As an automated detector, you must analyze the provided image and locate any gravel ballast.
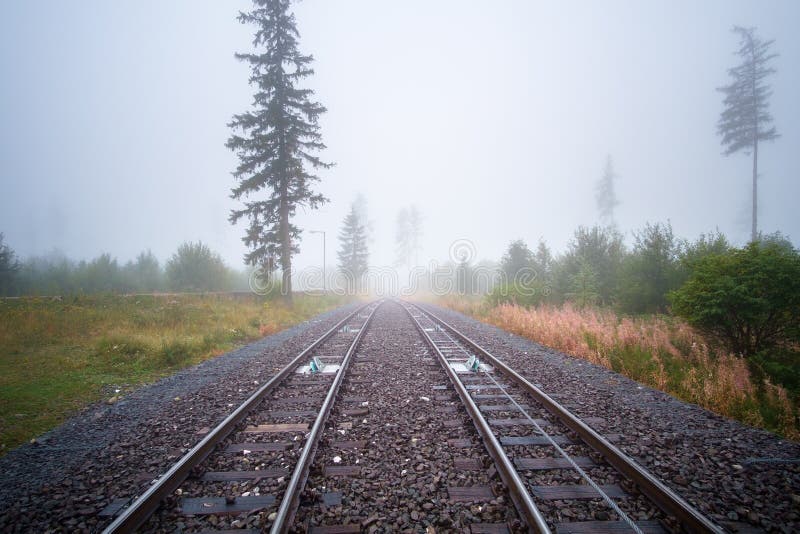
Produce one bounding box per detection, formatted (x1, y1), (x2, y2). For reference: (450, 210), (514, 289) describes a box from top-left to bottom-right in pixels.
(293, 300), (522, 532)
(0, 302), (360, 532)
(421, 302), (800, 532)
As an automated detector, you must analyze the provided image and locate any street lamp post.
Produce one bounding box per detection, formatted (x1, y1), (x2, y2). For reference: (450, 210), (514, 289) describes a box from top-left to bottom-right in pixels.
(309, 230), (326, 292)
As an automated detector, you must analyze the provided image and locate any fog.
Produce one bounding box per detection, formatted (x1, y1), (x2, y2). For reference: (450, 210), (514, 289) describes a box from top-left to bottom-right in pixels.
(1, 1), (799, 275)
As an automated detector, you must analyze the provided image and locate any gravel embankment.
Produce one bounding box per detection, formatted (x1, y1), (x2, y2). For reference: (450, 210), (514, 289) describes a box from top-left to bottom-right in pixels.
(422, 302), (800, 533)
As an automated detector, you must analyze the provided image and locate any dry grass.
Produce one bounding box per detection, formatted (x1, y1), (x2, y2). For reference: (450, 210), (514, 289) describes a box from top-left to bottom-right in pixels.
(0, 293), (349, 453)
(439, 296), (799, 439)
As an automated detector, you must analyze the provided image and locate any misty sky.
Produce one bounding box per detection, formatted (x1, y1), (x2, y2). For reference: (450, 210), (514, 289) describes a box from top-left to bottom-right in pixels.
(1, 1), (799, 274)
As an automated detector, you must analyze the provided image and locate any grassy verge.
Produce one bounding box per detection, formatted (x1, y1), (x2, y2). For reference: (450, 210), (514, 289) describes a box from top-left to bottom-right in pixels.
(437, 296), (799, 440)
(0, 293), (350, 454)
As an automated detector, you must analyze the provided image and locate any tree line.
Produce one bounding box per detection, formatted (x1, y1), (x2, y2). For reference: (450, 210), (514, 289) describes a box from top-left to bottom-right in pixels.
(0, 237), (248, 296)
(490, 224), (724, 312)
(484, 226), (800, 366)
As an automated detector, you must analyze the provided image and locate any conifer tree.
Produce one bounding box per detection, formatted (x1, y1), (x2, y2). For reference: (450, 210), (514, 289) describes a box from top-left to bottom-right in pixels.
(595, 156), (619, 227)
(394, 205), (423, 267)
(126, 250), (162, 292)
(557, 226), (625, 306)
(717, 26), (779, 242)
(394, 208), (410, 268)
(337, 204), (369, 293)
(0, 233), (20, 296)
(568, 260), (599, 308)
(500, 239), (534, 282)
(227, 0), (331, 300)
(533, 240), (553, 278)
(408, 205), (423, 266)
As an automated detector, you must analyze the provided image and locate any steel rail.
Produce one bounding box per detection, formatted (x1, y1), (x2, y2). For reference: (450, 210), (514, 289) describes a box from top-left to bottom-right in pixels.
(102, 300), (376, 534)
(270, 299), (384, 533)
(402, 302), (552, 533)
(410, 302), (724, 534)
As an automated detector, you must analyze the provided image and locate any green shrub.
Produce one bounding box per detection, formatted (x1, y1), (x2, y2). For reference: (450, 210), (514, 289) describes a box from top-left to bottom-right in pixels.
(566, 260), (600, 308)
(555, 226), (625, 306)
(750, 349), (800, 394)
(617, 222), (682, 314)
(158, 340), (193, 367)
(670, 240), (800, 357)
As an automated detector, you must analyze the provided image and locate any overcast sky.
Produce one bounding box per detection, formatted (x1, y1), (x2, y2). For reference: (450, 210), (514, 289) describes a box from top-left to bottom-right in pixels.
(1, 1), (798, 273)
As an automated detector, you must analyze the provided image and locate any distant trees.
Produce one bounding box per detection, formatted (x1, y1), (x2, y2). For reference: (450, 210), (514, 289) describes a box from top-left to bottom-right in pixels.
(532, 241), (554, 278)
(353, 194), (373, 241)
(15, 252), (76, 295)
(166, 242), (231, 292)
(125, 250), (162, 292)
(532, 240), (555, 296)
(595, 156), (620, 227)
(670, 240), (800, 357)
(227, 0), (331, 300)
(394, 206), (423, 268)
(337, 204), (369, 292)
(455, 254), (471, 295)
(557, 226), (625, 306)
(491, 228), (690, 310)
(487, 239), (552, 307)
(500, 240), (534, 282)
(0, 242), (246, 297)
(618, 222), (682, 314)
(566, 260), (599, 308)
(84, 254), (122, 294)
(408, 207), (422, 266)
(0, 233), (20, 295)
(717, 26), (779, 242)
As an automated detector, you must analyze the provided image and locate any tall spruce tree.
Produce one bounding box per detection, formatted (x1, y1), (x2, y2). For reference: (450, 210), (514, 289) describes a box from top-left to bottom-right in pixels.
(394, 208), (410, 268)
(337, 204), (369, 293)
(717, 26), (779, 242)
(595, 155), (619, 227)
(408, 205), (423, 266)
(227, 0), (331, 300)
(394, 205), (423, 268)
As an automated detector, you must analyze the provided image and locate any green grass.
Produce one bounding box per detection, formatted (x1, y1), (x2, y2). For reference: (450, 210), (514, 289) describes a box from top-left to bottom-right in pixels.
(0, 293), (350, 454)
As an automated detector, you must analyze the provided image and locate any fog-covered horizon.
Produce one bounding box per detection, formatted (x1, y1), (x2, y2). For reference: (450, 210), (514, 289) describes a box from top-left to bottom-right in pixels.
(2, 1), (799, 271)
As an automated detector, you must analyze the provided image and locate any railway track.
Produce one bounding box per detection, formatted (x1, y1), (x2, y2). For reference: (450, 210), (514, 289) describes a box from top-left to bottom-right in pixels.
(100, 300), (383, 533)
(93, 299), (724, 533)
(291, 298), (523, 532)
(402, 301), (724, 534)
